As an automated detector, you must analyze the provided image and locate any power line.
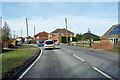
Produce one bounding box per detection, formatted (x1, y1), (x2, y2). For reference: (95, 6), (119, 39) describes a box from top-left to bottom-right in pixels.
(75, 0), (97, 16)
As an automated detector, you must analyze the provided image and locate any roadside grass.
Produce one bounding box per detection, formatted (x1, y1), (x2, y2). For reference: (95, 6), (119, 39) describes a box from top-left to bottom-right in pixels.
(106, 49), (120, 53)
(2, 45), (39, 77)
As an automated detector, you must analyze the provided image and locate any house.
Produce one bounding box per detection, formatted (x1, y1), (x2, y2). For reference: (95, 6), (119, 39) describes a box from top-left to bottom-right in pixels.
(101, 24), (120, 43)
(82, 28), (99, 38)
(16, 37), (25, 43)
(27, 36), (33, 41)
(49, 28), (75, 43)
(33, 31), (49, 42)
(92, 24), (120, 49)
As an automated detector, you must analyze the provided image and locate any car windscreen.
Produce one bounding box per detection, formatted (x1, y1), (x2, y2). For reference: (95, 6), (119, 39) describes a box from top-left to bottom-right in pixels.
(39, 41), (44, 43)
(46, 41), (53, 44)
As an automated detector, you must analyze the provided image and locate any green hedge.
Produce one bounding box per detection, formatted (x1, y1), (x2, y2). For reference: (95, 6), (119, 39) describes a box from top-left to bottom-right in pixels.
(60, 37), (83, 43)
(93, 37), (101, 41)
(60, 37), (101, 43)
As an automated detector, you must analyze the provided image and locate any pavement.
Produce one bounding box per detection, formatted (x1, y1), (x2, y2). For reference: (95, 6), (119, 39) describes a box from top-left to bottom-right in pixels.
(21, 45), (119, 79)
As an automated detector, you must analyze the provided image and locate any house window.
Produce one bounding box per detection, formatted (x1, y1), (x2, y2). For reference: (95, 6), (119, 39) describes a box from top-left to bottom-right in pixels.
(55, 34), (56, 37)
(62, 34), (63, 37)
(37, 36), (39, 39)
(48, 35), (50, 37)
(116, 39), (118, 43)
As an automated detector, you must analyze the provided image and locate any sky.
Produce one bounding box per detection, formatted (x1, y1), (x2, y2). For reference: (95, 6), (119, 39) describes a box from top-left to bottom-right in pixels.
(2, 1), (118, 38)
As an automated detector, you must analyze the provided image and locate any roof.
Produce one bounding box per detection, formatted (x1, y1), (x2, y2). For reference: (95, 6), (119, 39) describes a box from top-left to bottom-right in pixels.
(34, 31), (49, 37)
(50, 28), (74, 34)
(101, 24), (120, 39)
(27, 37), (33, 39)
(82, 33), (99, 38)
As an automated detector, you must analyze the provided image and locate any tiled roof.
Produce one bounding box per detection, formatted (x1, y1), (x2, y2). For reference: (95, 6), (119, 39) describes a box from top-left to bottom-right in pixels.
(101, 24), (120, 39)
(34, 31), (49, 37)
(82, 33), (99, 37)
(50, 28), (74, 34)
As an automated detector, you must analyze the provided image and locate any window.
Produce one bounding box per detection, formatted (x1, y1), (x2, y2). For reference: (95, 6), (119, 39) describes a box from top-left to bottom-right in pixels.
(55, 34), (56, 37)
(37, 36), (39, 39)
(62, 34), (63, 37)
(114, 39), (116, 43)
(116, 39), (118, 43)
(48, 35), (50, 37)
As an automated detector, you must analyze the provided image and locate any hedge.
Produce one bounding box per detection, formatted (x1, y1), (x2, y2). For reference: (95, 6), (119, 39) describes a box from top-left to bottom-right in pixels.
(60, 37), (82, 43)
(60, 37), (101, 43)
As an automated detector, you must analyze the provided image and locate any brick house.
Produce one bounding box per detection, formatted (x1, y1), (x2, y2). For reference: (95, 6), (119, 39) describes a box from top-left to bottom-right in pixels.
(34, 31), (49, 42)
(101, 24), (120, 43)
(92, 24), (120, 49)
(49, 28), (75, 43)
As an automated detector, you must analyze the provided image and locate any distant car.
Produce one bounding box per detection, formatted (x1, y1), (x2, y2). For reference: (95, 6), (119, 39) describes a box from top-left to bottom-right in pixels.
(25, 41), (29, 44)
(37, 41), (44, 47)
(44, 40), (55, 49)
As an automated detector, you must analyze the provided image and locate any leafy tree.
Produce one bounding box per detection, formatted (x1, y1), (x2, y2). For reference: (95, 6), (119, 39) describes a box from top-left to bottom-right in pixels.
(76, 33), (82, 37)
(27, 36), (32, 38)
(2, 22), (11, 42)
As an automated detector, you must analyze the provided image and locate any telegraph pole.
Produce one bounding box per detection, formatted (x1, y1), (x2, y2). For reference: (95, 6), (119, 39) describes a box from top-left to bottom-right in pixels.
(21, 30), (22, 37)
(14, 31), (15, 39)
(0, 17), (2, 40)
(34, 25), (35, 36)
(26, 18), (29, 37)
(65, 17), (68, 44)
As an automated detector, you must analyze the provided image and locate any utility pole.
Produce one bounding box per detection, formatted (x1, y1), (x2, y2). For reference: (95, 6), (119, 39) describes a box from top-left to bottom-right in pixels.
(21, 30), (22, 37)
(65, 17), (68, 44)
(34, 25), (35, 36)
(14, 31), (15, 39)
(0, 17), (2, 41)
(26, 18), (29, 37)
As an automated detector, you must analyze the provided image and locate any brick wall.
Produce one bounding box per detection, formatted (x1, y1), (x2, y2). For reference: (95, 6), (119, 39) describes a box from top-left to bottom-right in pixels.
(92, 43), (113, 49)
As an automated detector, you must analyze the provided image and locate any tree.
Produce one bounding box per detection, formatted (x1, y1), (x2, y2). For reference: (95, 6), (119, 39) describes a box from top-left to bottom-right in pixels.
(76, 33), (82, 37)
(2, 22), (11, 42)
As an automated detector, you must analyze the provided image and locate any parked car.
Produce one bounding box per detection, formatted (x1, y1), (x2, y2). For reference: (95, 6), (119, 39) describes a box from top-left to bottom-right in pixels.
(25, 41), (29, 44)
(44, 40), (55, 49)
(37, 41), (44, 47)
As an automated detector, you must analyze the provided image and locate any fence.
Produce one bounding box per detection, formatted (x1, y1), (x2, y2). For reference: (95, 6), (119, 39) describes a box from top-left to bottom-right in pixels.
(70, 39), (92, 48)
(70, 39), (119, 49)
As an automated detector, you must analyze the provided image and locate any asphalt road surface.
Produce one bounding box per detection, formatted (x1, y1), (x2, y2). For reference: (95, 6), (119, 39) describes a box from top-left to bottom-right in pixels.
(22, 45), (119, 79)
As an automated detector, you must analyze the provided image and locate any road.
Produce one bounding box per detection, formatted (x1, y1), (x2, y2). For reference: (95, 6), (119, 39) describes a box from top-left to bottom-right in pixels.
(22, 45), (119, 79)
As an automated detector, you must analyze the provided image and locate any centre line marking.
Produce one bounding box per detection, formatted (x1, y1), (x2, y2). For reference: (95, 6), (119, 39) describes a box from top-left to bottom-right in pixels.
(93, 67), (113, 79)
(18, 48), (43, 80)
(73, 55), (84, 62)
(64, 50), (70, 53)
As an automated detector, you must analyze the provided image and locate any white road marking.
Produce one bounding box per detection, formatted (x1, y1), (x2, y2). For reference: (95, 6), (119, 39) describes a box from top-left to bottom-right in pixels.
(17, 48), (43, 80)
(73, 55), (84, 62)
(64, 50), (70, 53)
(93, 67), (113, 79)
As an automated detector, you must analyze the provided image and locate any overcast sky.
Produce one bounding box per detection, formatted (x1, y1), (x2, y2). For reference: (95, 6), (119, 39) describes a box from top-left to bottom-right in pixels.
(2, 1), (118, 37)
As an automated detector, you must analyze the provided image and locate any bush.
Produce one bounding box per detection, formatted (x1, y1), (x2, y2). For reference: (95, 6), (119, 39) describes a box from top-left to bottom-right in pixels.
(29, 40), (36, 44)
(60, 37), (82, 43)
(60, 37), (70, 43)
(93, 37), (101, 41)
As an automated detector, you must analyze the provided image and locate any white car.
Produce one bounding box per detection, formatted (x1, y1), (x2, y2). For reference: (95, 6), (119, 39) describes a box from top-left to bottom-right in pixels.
(44, 40), (55, 49)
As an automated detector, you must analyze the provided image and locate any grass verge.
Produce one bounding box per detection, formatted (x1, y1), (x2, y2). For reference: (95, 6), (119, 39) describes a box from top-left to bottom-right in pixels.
(2, 45), (39, 78)
(106, 49), (120, 53)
